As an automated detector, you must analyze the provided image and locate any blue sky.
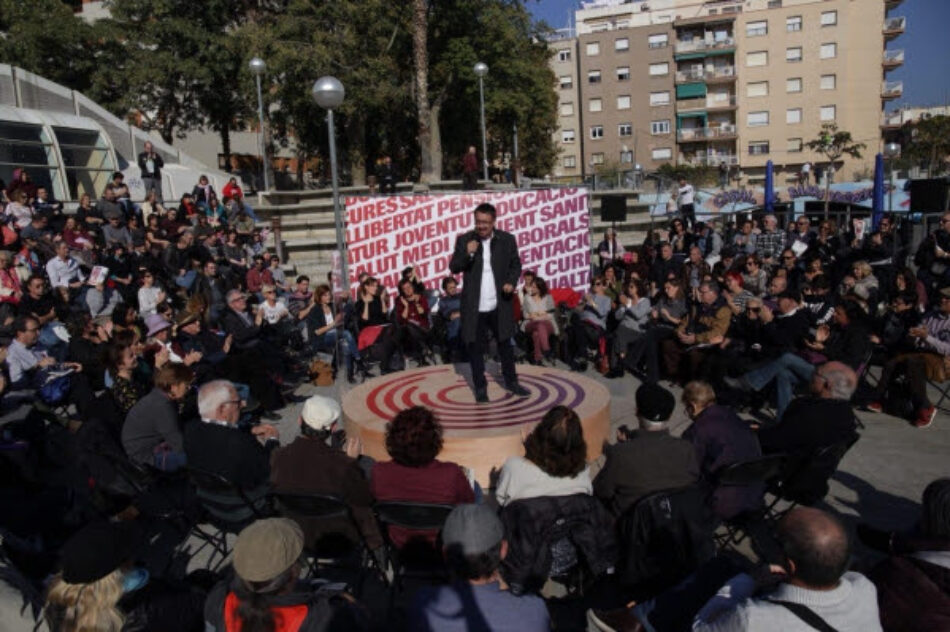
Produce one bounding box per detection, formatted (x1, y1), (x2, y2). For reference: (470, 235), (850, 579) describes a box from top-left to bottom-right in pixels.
(527, 0), (950, 107)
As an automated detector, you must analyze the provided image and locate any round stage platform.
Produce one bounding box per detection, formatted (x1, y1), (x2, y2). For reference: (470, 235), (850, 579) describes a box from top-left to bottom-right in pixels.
(342, 364), (611, 487)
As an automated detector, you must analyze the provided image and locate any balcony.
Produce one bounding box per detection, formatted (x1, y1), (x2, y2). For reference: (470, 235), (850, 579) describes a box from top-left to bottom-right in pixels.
(675, 66), (736, 83)
(677, 124), (738, 142)
(884, 16), (905, 39)
(674, 36), (736, 55)
(883, 49), (904, 69)
(882, 80), (903, 100)
(881, 111), (904, 130)
(678, 154), (738, 167)
(707, 94), (737, 110)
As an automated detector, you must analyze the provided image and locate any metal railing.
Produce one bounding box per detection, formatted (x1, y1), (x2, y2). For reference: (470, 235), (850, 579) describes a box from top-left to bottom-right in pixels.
(676, 95), (737, 112)
(881, 112), (904, 128)
(675, 66), (735, 83)
(678, 154), (738, 167)
(883, 49), (905, 65)
(884, 16), (906, 33)
(674, 37), (736, 54)
(882, 80), (904, 98)
(677, 125), (737, 142)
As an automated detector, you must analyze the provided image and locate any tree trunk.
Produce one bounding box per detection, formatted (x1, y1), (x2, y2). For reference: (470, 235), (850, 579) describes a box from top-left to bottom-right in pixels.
(347, 116), (367, 186)
(428, 101), (443, 181)
(220, 122), (232, 172)
(412, 0), (436, 183)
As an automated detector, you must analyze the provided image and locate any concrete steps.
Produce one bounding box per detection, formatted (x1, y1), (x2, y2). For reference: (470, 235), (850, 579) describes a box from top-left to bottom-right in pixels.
(257, 186), (660, 280)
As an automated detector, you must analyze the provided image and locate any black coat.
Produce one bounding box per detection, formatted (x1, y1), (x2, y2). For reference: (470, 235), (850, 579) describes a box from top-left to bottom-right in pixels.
(449, 229), (521, 345)
(499, 494), (617, 594)
(183, 420), (275, 491)
(219, 308), (261, 349)
(593, 430), (699, 516)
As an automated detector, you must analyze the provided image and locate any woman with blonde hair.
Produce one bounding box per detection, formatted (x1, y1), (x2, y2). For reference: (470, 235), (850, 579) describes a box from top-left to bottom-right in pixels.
(43, 521), (205, 631)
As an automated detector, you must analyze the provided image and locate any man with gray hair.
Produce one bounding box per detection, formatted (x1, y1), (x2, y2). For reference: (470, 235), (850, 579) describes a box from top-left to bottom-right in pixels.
(594, 383), (698, 516)
(184, 379), (279, 492)
(755, 214), (786, 267)
(757, 361), (859, 455)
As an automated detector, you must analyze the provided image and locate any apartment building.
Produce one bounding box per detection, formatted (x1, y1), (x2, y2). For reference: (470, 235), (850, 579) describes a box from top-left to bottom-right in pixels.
(549, 0), (905, 183)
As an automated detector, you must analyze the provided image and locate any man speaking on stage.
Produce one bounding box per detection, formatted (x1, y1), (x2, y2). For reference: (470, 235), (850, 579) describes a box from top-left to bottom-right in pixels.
(450, 202), (529, 403)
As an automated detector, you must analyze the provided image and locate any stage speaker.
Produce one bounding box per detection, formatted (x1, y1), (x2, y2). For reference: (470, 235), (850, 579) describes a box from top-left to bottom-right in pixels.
(910, 178), (950, 213)
(600, 195), (627, 222)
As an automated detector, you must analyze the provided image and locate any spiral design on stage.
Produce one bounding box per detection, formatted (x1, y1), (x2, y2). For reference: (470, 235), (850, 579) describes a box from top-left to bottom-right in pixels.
(363, 367), (587, 430)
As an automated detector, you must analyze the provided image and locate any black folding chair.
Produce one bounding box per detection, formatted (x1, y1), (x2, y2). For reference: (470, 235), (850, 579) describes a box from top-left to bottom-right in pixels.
(766, 432), (860, 519)
(373, 501), (454, 615)
(711, 454), (788, 551)
(185, 467), (271, 571)
(272, 491), (379, 594)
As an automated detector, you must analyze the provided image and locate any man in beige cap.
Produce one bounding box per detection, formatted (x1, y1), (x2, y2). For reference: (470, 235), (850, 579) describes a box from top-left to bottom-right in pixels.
(270, 395), (383, 553)
(204, 517), (367, 631)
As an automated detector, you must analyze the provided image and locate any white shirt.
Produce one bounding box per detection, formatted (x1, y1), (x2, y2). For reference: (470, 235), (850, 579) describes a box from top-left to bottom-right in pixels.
(678, 184), (695, 205)
(6, 339), (43, 384)
(46, 256), (86, 289)
(261, 300), (289, 324)
(478, 233), (498, 313)
(494, 456), (592, 507)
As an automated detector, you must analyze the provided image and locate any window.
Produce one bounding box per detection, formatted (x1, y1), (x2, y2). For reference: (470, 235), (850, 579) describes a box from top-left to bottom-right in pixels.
(821, 11), (837, 26)
(820, 105), (836, 121)
(786, 77), (802, 93)
(563, 155), (577, 168)
(648, 33), (668, 49)
(820, 43), (837, 59)
(618, 123), (633, 137)
(649, 62), (669, 76)
(746, 51), (768, 67)
(589, 98), (603, 113)
(786, 47), (802, 63)
(620, 150), (633, 164)
(559, 75), (573, 90)
(617, 95), (631, 110)
(748, 111), (769, 127)
(746, 21), (768, 37)
(786, 108), (802, 124)
(561, 129), (575, 143)
(748, 141), (770, 155)
(560, 102), (574, 116)
(590, 125), (604, 139)
(587, 70), (601, 84)
(652, 147), (673, 160)
(557, 49), (571, 62)
(820, 74), (837, 90)
(787, 16), (802, 32)
(650, 91), (671, 106)
(787, 138), (803, 153)
(615, 37), (629, 51)
(651, 120), (671, 135)
(616, 66), (630, 81)
(586, 42), (600, 56)
(747, 81), (769, 97)
(53, 127), (115, 200)
(591, 152), (605, 165)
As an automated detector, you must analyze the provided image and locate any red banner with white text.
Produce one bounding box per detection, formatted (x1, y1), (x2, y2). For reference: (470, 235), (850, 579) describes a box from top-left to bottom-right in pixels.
(344, 189), (591, 295)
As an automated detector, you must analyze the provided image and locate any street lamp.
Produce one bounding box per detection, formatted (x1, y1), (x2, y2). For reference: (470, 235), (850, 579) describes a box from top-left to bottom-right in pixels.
(312, 76), (348, 302)
(248, 57), (271, 192)
(474, 61), (489, 183)
(884, 141), (901, 212)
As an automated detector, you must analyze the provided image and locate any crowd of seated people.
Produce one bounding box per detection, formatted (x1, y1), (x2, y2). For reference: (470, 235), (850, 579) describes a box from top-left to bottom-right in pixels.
(15, 373), (941, 631)
(2, 169), (949, 630)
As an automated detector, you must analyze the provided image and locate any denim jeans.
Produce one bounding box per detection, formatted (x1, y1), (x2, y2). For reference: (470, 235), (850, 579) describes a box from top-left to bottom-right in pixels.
(314, 328), (360, 371)
(743, 351), (816, 420)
